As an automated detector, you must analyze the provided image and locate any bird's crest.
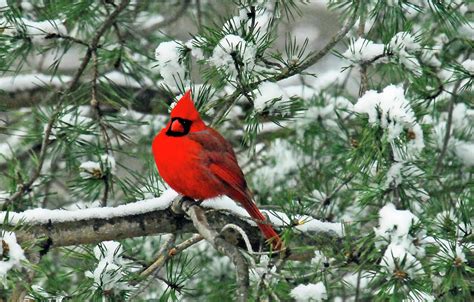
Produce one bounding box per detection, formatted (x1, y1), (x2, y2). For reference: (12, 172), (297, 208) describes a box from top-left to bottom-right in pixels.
(170, 90), (201, 121)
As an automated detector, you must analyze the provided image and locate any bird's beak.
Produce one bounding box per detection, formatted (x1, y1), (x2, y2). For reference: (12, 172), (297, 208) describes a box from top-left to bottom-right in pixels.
(171, 119), (185, 133)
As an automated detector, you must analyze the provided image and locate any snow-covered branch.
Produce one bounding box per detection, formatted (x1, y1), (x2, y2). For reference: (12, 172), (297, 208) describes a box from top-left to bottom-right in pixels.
(1, 190), (343, 254)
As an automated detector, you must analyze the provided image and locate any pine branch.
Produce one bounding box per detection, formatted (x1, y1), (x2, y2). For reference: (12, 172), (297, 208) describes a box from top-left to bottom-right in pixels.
(3, 195), (342, 258)
(3, 0), (131, 208)
(212, 0), (360, 124)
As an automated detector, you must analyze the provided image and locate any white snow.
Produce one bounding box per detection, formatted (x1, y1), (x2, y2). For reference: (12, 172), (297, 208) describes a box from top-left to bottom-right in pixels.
(454, 141), (474, 167)
(399, 54), (422, 77)
(374, 203), (426, 269)
(294, 216), (342, 235)
(3, 18), (67, 44)
(311, 189), (327, 204)
(0, 0), (8, 8)
(85, 241), (130, 291)
(1, 186), (341, 236)
(201, 195), (343, 236)
(185, 39), (205, 60)
(374, 203), (418, 240)
(436, 239), (467, 264)
(0, 189), (178, 225)
(421, 49), (442, 68)
(311, 250), (326, 267)
(355, 85), (415, 139)
(461, 59), (474, 74)
(209, 34), (256, 78)
(295, 93), (354, 136)
(384, 162), (403, 189)
(290, 282), (327, 302)
(0, 74), (71, 93)
(282, 85), (317, 100)
(79, 154), (116, 179)
(79, 161), (102, 179)
(225, 6), (273, 39)
(382, 242), (422, 278)
(154, 40), (188, 88)
(343, 38), (385, 63)
(310, 69), (349, 92)
(253, 81), (289, 112)
(249, 255), (276, 284)
(0, 232), (26, 278)
(452, 103), (474, 130)
(389, 32), (420, 52)
(354, 85), (424, 156)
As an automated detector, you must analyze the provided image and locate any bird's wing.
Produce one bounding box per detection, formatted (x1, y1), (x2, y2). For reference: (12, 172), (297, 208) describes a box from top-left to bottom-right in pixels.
(187, 128), (248, 200)
(188, 128), (235, 154)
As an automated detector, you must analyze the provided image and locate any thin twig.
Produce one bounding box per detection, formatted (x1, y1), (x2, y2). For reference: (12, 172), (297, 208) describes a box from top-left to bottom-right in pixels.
(434, 79), (462, 173)
(44, 32), (90, 47)
(196, 0), (203, 29)
(138, 234), (203, 280)
(357, 6), (368, 97)
(317, 174), (355, 212)
(91, 49), (113, 207)
(129, 234), (176, 297)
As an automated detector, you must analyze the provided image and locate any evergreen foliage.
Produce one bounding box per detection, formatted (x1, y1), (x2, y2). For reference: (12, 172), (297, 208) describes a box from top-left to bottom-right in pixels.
(0, 0), (472, 301)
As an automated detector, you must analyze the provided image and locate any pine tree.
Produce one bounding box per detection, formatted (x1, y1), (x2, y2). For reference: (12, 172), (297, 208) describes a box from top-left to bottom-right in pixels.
(0, 0), (472, 301)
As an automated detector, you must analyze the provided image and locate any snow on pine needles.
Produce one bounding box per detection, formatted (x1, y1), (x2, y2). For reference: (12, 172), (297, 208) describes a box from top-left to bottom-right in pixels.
(0, 232), (26, 279)
(354, 85), (424, 158)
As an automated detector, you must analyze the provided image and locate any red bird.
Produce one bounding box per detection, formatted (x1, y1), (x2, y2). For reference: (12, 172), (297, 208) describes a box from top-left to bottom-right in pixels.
(152, 90), (283, 250)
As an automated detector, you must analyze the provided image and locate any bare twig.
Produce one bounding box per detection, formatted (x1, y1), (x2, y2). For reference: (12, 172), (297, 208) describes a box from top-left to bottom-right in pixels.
(357, 7), (368, 96)
(434, 79), (462, 173)
(319, 173), (355, 209)
(138, 234), (204, 280)
(196, 0), (203, 29)
(130, 233), (204, 298)
(44, 32), (90, 47)
(129, 234), (176, 297)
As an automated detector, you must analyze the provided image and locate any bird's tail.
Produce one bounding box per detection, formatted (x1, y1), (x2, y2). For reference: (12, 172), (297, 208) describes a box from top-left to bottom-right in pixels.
(238, 193), (284, 251)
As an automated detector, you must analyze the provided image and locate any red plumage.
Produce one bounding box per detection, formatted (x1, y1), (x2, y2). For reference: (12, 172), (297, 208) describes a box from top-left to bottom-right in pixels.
(152, 90), (283, 250)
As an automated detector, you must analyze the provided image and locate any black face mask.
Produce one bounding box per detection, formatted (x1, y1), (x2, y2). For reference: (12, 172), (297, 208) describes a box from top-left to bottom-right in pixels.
(166, 117), (192, 137)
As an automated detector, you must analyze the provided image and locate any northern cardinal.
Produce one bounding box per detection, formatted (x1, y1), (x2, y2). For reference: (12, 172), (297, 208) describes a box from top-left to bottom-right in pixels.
(152, 90), (283, 250)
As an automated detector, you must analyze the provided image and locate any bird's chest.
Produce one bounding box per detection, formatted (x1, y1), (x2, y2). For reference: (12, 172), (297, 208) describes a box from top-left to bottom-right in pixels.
(154, 135), (202, 174)
(152, 134), (220, 198)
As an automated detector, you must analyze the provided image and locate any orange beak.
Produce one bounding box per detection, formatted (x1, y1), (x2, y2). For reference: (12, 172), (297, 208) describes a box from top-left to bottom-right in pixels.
(171, 120), (184, 133)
